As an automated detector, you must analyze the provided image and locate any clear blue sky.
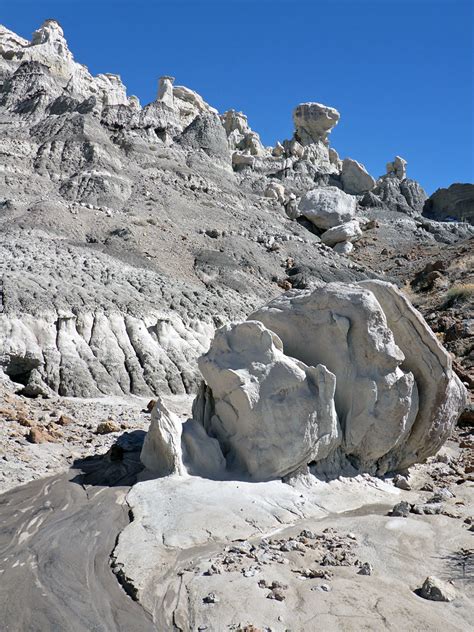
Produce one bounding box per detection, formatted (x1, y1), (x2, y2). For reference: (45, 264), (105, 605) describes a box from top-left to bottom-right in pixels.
(2, 0), (473, 193)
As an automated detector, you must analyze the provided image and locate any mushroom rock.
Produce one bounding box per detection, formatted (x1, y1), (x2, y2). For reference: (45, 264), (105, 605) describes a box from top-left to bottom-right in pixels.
(293, 102), (340, 145)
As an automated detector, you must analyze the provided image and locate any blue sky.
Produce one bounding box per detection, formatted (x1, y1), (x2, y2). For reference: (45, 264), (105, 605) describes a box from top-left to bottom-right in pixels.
(2, 0), (472, 193)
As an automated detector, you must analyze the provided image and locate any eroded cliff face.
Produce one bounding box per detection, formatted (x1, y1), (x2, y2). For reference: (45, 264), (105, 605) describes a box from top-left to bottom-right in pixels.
(0, 20), (471, 397)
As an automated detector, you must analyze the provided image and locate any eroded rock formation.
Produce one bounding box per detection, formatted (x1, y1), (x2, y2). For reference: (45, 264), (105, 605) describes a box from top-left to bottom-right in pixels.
(0, 18), (471, 401)
(188, 281), (466, 480)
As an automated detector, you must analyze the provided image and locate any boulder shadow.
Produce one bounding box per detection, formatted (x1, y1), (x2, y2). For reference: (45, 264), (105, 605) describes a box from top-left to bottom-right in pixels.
(70, 430), (147, 488)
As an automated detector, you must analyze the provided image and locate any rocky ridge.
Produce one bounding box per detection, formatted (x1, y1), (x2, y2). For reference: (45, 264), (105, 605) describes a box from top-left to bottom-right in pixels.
(1, 19), (472, 402)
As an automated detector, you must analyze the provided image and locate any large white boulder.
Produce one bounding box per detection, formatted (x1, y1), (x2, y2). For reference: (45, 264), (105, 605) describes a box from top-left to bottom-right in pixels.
(341, 158), (376, 195)
(190, 282), (466, 479)
(181, 418), (226, 478)
(299, 187), (357, 230)
(251, 283), (421, 471)
(293, 102), (340, 145)
(194, 320), (341, 480)
(320, 220), (362, 246)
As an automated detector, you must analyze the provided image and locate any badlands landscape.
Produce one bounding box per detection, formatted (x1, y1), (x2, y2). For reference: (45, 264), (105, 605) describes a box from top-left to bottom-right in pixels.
(0, 18), (473, 632)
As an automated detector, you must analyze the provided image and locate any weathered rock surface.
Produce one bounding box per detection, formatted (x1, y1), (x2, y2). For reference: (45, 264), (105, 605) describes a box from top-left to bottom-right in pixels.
(115, 451), (474, 631)
(320, 220), (362, 246)
(359, 280), (467, 469)
(264, 181), (286, 203)
(333, 240), (354, 255)
(221, 109), (265, 156)
(1, 21), (385, 397)
(373, 176), (427, 215)
(177, 112), (231, 164)
(194, 320), (340, 479)
(341, 158), (375, 195)
(0, 18), (470, 412)
(141, 396), (226, 478)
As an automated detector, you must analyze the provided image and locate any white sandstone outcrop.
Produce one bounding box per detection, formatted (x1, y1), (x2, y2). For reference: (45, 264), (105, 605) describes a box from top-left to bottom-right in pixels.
(250, 283), (420, 472)
(329, 147), (342, 170)
(299, 187), (357, 229)
(194, 320), (340, 480)
(293, 102), (340, 145)
(0, 24), (29, 56)
(190, 282), (466, 479)
(320, 220), (362, 246)
(94, 73), (128, 107)
(341, 158), (376, 195)
(181, 419), (226, 478)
